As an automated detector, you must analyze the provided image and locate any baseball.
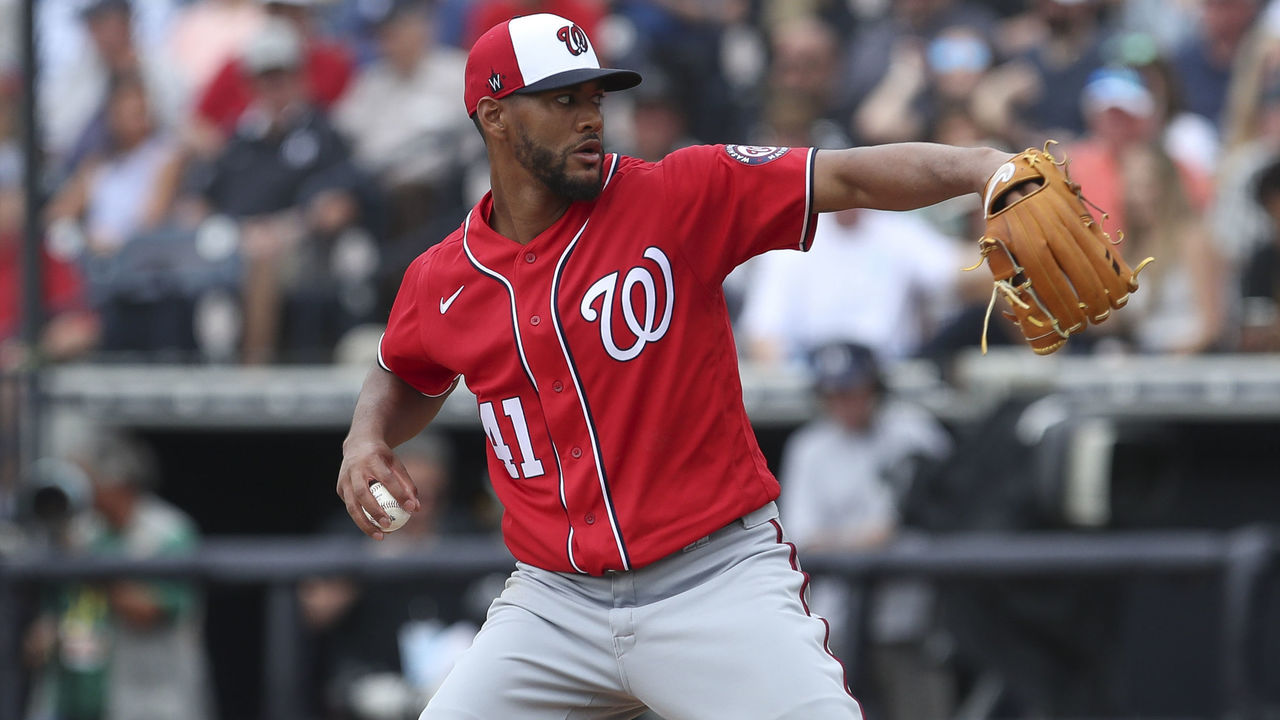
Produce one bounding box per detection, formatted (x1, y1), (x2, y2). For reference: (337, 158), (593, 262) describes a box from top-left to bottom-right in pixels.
(362, 482), (410, 532)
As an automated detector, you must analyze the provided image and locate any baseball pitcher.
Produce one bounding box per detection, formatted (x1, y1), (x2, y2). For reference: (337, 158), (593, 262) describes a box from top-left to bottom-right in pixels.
(337, 13), (1146, 719)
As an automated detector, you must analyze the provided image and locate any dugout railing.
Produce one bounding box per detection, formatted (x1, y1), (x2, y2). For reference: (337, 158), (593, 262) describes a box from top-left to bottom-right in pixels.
(5, 353), (1280, 718)
(0, 528), (1275, 720)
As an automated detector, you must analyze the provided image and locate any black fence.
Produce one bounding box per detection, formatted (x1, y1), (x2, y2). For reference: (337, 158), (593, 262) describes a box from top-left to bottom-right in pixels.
(6, 356), (1280, 718)
(1, 529), (1276, 720)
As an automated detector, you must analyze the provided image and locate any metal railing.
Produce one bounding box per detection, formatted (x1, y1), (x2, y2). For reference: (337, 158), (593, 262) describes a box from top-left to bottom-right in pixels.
(1, 529), (1274, 720)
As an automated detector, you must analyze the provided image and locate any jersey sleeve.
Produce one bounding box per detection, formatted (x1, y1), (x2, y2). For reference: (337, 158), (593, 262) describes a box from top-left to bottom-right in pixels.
(658, 144), (818, 284)
(378, 253), (459, 396)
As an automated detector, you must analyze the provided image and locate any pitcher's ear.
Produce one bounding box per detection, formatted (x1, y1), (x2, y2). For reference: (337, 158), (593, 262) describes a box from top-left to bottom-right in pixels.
(476, 98), (507, 138)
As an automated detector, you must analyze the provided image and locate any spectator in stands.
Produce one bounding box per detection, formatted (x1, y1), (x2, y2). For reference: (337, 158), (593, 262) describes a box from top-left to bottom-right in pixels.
(333, 0), (479, 288)
(1212, 18), (1280, 269)
(44, 73), (199, 359)
(758, 0), (858, 37)
(300, 432), (490, 720)
(1115, 0), (1202, 51)
(1239, 157), (1280, 350)
(609, 0), (755, 144)
(21, 425), (214, 720)
(36, 0), (179, 86)
(1172, 0), (1261, 133)
(202, 18), (378, 364)
(764, 15), (848, 144)
(737, 15), (852, 172)
(972, 0), (1108, 147)
(41, 0), (185, 177)
(165, 0), (267, 99)
(626, 71), (698, 162)
(853, 21), (994, 145)
(778, 341), (954, 720)
(461, 0), (605, 52)
(1221, 1), (1280, 152)
(1107, 31), (1221, 174)
(188, 0), (353, 155)
(1067, 68), (1225, 353)
(933, 25), (997, 112)
(0, 150), (99, 371)
(839, 0), (997, 144)
(737, 208), (963, 365)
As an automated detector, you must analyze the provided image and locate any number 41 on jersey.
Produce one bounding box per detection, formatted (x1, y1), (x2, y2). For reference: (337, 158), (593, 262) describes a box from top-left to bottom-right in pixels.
(479, 397), (546, 479)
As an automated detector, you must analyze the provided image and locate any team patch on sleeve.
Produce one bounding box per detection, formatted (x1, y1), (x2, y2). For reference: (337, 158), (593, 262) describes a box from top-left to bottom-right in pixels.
(724, 145), (790, 165)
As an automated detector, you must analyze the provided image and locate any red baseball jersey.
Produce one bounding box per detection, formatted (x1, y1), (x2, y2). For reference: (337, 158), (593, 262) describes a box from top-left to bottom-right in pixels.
(380, 144), (818, 575)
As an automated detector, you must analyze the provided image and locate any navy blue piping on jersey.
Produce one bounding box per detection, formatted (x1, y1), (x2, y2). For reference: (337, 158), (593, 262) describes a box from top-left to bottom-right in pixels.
(461, 210), (587, 574)
(799, 146), (818, 251)
(550, 220), (632, 572)
(460, 211), (540, 392)
(545, 152), (632, 571)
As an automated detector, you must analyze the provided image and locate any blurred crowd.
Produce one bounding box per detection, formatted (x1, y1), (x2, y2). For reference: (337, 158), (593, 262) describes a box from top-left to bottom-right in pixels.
(3, 2), (1279, 718)
(4, 415), (503, 720)
(0, 0), (1276, 369)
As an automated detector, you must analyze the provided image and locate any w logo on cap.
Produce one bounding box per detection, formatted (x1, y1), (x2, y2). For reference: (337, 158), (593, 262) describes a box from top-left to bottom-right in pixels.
(556, 24), (589, 56)
(463, 13), (641, 116)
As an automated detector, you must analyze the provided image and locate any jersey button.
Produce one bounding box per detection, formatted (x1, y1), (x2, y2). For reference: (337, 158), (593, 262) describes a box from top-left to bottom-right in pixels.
(571, 447), (583, 459)
(585, 513), (596, 525)
(552, 381), (564, 393)
(524, 252), (536, 263)
(530, 315), (541, 326)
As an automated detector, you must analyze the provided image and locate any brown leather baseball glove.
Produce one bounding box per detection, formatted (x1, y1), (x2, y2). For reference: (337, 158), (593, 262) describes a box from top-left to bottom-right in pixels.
(971, 144), (1153, 355)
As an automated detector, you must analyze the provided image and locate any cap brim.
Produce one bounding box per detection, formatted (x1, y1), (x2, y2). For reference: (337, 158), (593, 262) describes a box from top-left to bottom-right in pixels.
(515, 67), (642, 96)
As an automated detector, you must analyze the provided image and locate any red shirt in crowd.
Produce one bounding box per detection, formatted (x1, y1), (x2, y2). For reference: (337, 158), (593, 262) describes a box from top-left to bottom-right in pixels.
(463, 1), (606, 53)
(194, 41), (354, 132)
(1065, 139), (1212, 236)
(0, 234), (87, 342)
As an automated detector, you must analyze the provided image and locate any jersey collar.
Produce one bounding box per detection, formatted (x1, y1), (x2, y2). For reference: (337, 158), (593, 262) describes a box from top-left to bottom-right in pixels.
(464, 153), (620, 259)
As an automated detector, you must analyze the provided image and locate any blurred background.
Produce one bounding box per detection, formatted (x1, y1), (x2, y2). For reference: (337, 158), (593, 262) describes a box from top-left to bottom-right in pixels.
(3, 0), (1280, 718)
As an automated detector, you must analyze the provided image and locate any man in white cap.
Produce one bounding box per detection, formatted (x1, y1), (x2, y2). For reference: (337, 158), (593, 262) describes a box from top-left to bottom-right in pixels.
(202, 18), (374, 363)
(338, 12), (1017, 719)
(334, 0), (482, 259)
(189, 0), (353, 147)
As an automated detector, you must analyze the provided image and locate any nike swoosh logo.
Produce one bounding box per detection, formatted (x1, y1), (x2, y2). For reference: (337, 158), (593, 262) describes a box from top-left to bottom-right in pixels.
(440, 285), (464, 313)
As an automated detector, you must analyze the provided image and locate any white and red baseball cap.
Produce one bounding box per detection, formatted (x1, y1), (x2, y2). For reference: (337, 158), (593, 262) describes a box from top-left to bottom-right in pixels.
(464, 13), (642, 116)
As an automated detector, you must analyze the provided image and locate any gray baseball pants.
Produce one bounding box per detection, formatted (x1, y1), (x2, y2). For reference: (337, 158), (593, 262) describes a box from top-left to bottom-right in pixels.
(420, 502), (864, 719)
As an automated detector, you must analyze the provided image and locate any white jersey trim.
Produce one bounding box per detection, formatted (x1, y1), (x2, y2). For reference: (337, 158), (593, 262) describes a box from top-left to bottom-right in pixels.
(461, 209), (586, 574)
(376, 332), (459, 397)
(377, 331), (391, 372)
(603, 153), (620, 188)
(799, 147), (817, 251)
(551, 216), (632, 571)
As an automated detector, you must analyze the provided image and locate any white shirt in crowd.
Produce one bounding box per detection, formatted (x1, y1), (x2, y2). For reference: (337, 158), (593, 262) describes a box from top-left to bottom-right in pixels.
(333, 48), (479, 188)
(736, 208), (963, 362)
(779, 400), (952, 551)
(779, 398), (952, 646)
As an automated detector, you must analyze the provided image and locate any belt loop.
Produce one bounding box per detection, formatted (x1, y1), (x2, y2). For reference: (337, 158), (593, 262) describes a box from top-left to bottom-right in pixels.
(739, 501), (779, 529)
(682, 535), (711, 552)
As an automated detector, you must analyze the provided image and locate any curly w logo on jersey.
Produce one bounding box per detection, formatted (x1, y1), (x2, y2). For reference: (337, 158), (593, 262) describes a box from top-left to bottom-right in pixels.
(580, 247), (675, 361)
